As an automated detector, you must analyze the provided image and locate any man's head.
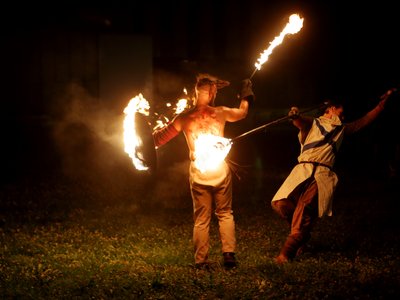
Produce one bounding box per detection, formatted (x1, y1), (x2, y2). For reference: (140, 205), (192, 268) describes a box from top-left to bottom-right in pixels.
(195, 73), (229, 106)
(323, 99), (344, 121)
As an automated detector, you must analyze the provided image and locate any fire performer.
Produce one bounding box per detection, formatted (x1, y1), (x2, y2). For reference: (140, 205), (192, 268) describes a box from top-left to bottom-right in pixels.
(152, 73), (254, 269)
(271, 87), (397, 264)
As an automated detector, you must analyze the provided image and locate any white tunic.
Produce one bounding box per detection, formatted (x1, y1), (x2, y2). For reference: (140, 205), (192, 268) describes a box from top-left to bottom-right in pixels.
(189, 160), (229, 187)
(272, 115), (345, 217)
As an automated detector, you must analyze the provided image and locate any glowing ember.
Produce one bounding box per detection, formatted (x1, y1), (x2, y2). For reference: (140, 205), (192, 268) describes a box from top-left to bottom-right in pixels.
(255, 13), (304, 70)
(153, 115), (170, 131)
(123, 93), (150, 171)
(154, 91), (189, 130)
(193, 134), (232, 173)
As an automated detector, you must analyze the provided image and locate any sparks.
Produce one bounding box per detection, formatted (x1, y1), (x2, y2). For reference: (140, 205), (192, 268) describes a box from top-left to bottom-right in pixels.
(254, 14), (304, 71)
(123, 93), (150, 171)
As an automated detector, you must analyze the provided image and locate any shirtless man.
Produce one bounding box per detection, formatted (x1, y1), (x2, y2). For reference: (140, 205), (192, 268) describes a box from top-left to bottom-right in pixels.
(153, 73), (254, 269)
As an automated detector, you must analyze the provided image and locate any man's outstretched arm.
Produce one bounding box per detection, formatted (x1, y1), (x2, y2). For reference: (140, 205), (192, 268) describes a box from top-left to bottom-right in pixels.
(345, 88), (397, 134)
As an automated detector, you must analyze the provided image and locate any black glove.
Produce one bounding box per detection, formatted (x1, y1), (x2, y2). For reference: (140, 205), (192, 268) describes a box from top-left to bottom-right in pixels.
(239, 79), (255, 106)
(288, 106), (299, 120)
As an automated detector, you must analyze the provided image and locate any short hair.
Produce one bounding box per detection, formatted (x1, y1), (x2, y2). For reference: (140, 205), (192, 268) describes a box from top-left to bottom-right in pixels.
(195, 73), (230, 91)
(195, 73), (218, 90)
(323, 99), (343, 114)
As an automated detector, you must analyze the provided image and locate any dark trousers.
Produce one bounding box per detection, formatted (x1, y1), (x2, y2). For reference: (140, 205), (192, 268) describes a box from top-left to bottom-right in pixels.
(271, 178), (319, 259)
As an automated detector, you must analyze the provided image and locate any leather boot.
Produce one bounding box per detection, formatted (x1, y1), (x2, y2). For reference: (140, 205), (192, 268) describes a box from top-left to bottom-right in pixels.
(275, 236), (301, 264)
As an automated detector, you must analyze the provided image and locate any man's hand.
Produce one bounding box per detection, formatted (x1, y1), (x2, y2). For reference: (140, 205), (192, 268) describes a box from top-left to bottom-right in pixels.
(380, 87), (397, 100)
(239, 79), (255, 106)
(288, 106), (300, 120)
(378, 87), (397, 109)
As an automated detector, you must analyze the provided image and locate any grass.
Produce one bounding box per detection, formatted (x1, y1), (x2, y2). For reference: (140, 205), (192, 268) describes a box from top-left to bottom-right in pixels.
(0, 171), (399, 299)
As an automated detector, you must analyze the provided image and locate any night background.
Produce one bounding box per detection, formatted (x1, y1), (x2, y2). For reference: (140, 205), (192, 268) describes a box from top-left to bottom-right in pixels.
(1, 0), (399, 182)
(1, 0), (399, 298)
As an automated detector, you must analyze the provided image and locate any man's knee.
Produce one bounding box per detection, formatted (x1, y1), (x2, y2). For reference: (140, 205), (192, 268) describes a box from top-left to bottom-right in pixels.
(272, 200), (292, 220)
(215, 208), (234, 220)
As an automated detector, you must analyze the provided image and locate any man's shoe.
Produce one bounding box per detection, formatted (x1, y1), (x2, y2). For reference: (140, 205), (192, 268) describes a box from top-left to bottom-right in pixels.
(223, 252), (237, 269)
(274, 254), (289, 265)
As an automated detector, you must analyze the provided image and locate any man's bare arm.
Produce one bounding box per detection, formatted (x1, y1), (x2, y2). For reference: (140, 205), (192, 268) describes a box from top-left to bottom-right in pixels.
(345, 88), (396, 134)
(224, 100), (249, 122)
(152, 116), (183, 147)
(288, 107), (313, 143)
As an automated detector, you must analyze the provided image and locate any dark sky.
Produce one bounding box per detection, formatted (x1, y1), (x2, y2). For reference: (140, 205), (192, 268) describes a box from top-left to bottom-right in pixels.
(3, 0), (399, 108)
(1, 0), (399, 182)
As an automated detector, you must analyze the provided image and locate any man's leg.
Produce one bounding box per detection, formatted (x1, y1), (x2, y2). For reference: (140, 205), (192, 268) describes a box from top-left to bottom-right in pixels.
(271, 198), (296, 226)
(191, 182), (213, 265)
(214, 172), (236, 268)
(276, 179), (318, 263)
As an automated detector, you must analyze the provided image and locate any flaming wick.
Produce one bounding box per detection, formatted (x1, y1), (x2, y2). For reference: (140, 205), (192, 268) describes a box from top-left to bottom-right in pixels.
(250, 13), (304, 79)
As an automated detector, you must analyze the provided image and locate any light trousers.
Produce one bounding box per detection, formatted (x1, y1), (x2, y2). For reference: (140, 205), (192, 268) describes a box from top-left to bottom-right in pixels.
(190, 172), (235, 264)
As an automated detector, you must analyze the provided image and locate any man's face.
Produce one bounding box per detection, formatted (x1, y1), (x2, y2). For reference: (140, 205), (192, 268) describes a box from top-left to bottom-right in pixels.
(209, 83), (217, 99)
(328, 106), (344, 121)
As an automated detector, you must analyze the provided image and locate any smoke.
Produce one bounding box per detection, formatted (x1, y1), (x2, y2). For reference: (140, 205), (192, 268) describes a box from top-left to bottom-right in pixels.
(50, 82), (144, 201)
(151, 160), (191, 209)
(53, 82), (124, 147)
(49, 81), (192, 209)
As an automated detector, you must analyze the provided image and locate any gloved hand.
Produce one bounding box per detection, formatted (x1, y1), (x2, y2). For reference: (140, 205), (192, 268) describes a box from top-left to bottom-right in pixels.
(288, 106), (299, 120)
(239, 79), (255, 105)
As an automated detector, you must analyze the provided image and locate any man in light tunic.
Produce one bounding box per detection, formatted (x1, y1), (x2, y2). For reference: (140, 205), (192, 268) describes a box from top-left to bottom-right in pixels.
(153, 73), (254, 269)
(271, 88), (397, 264)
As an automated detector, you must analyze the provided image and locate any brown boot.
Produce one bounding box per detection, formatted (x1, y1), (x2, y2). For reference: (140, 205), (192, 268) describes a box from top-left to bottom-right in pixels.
(274, 236), (301, 264)
(274, 254), (289, 265)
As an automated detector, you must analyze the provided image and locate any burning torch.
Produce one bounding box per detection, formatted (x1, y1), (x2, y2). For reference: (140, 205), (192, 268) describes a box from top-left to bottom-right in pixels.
(181, 13), (305, 173)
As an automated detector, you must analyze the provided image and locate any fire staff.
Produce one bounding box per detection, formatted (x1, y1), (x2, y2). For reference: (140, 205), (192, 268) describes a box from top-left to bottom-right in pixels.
(271, 87), (397, 264)
(153, 74), (254, 269)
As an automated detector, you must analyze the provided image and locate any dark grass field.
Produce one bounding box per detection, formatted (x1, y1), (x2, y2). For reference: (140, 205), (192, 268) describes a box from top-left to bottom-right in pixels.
(1, 111), (399, 299)
(1, 159), (399, 299)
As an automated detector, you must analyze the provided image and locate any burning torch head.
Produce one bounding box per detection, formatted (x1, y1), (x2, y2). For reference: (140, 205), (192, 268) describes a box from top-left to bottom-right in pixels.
(195, 73), (230, 106)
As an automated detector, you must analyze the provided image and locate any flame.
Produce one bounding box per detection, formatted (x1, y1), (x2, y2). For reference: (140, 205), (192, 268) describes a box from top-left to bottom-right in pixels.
(173, 88), (189, 114)
(123, 93), (150, 171)
(154, 91), (189, 130)
(255, 13), (304, 70)
(175, 98), (189, 114)
(193, 134), (232, 173)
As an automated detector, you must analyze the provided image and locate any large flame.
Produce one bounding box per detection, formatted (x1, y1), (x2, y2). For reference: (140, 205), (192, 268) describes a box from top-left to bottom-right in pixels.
(255, 13), (304, 70)
(193, 134), (232, 173)
(123, 93), (150, 171)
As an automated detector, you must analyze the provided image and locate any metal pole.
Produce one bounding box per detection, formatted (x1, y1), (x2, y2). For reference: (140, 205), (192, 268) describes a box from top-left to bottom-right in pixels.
(231, 101), (328, 143)
(249, 68), (258, 80)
